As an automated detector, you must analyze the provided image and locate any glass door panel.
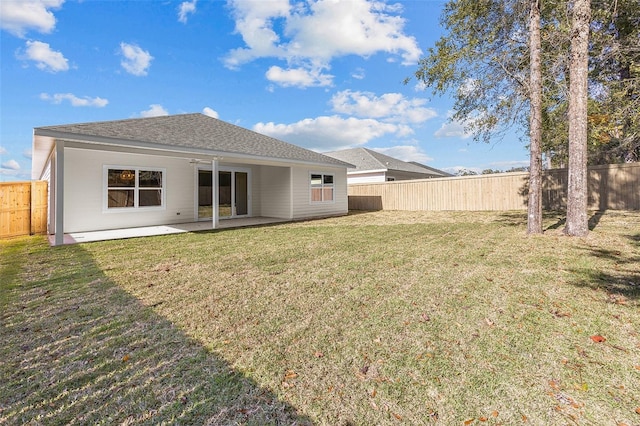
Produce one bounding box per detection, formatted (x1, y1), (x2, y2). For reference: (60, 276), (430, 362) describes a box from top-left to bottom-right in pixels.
(197, 170), (212, 219)
(235, 172), (248, 216)
(218, 171), (232, 218)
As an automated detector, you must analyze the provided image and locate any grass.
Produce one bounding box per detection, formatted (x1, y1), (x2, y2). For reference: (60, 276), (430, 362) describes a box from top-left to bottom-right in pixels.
(1, 210), (639, 425)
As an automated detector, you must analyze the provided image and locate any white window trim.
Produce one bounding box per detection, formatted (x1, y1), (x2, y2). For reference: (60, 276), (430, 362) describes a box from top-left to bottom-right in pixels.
(103, 165), (166, 213)
(309, 171), (335, 204)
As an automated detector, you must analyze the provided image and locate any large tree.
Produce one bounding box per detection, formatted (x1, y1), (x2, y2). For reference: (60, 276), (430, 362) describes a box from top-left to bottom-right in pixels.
(528, 0), (543, 234)
(564, 0), (591, 237)
(411, 0), (637, 236)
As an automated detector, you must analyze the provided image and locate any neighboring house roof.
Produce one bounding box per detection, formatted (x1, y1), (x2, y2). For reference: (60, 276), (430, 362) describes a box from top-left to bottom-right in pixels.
(324, 147), (450, 177)
(33, 113), (351, 178)
(408, 161), (454, 177)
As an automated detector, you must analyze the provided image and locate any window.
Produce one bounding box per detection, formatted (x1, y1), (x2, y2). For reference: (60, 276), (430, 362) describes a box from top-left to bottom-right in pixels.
(105, 167), (164, 210)
(310, 173), (334, 203)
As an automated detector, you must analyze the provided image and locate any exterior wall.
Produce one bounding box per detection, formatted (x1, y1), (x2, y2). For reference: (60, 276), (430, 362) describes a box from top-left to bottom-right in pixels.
(291, 166), (348, 219)
(258, 165), (291, 219)
(347, 170), (438, 184)
(347, 172), (386, 184)
(63, 148), (196, 233)
(60, 147), (349, 233)
(386, 170), (438, 181)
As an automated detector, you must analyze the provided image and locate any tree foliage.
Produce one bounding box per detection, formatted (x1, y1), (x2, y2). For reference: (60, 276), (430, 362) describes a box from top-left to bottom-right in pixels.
(412, 0), (640, 165)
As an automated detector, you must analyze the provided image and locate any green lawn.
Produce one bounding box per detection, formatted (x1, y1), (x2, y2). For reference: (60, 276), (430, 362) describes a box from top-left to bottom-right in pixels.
(1, 210), (639, 425)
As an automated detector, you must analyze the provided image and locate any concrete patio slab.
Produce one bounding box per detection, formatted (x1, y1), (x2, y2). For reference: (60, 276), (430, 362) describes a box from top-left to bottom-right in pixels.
(48, 217), (288, 245)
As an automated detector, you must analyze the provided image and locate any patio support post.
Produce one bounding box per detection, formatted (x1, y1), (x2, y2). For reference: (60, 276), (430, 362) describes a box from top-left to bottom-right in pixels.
(54, 140), (65, 246)
(212, 158), (219, 229)
(289, 167), (294, 219)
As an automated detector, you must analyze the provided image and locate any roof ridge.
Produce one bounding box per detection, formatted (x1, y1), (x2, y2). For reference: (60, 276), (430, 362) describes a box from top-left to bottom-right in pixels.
(37, 112), (203, 130)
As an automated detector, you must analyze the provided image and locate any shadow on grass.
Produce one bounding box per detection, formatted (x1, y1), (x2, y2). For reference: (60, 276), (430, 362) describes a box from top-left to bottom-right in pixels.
(543, 211), (607, 232)
(566, 239), (640, 301)
(0, 237), (311, 425)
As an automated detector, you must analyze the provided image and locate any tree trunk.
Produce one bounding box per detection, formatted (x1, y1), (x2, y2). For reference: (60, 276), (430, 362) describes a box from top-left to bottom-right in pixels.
(527, 0), (543, 235)
(564, 0), (590, 237)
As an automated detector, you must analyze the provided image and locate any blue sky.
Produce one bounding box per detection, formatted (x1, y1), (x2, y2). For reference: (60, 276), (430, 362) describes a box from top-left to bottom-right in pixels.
(0, 0), (530, 182)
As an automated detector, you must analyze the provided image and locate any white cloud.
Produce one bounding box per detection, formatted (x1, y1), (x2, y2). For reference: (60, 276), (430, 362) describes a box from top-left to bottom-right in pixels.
(372, 145), (434, 164)
(1, 159), (21, 170)
(0, 0), (64, 37)
(254, 115), (409, 151)
(488, 160), (530, 169)
(202, 107), (219, 118)
(178, 0), (197, 23)
(140, 104), (168, 117)
(20, 40), (69, 72)
(445, 165), (481, 175)
(351, 68), (365, 80)
(23, 149), (33, 159)
(225, 0), (421, 88)
(0, 146), (7, 155)
(330, 90), (437, 124)
(40, 92), (108, 107)
(434, 121), (471, 139)
(265, 65), (333, 88)
(120, 42), (153, 76)
(434, 111), (474, 139)
(224, 0), (290, 69)
(414, 81), (428, 92)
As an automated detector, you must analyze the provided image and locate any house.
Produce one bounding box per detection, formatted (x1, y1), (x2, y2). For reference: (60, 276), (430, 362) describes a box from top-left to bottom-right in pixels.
(32, 113), (352, 245)
(324, 147), (451, 184)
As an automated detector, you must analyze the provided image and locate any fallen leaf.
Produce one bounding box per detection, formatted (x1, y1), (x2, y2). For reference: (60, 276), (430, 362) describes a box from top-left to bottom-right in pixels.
(284, 370), (298, 380)
(370, 388), (377, 397)
(479, 416), (488, 422)
(463, 418), (475, 425)
(485, 318), (495, 327)
(314, 351), (324, 358)
(392, 412), (403, 420)
(491, 410), (499, 417)
(522, 414), (528, 422)
(421, 313), (431, 322)
(634, 365), (640, 371)
(590, 335), (606, 343)
(635, 407), (640, 415)
(549, 379), (560, 390)
(122, 354), (130, 362)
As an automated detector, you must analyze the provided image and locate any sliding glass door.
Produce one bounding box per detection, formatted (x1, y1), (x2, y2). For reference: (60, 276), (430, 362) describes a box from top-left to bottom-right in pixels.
(197, 168), (250, 220)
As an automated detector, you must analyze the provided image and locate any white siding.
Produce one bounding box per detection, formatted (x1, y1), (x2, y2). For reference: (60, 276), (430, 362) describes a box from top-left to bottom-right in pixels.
(291, 166), (348, 219)
(63, 148), (195, 233)
(347, 172), (386, 184)
(259, 166), (291, 219)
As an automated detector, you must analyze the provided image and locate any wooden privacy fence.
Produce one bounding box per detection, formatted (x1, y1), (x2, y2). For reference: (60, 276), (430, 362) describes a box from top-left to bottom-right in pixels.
(0, 181), (48, 238)
(349, 163), (640, 212)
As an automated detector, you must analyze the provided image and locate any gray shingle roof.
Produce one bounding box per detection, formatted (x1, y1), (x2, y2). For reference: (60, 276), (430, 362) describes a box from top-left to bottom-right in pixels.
(324, 147), (450, 176)
(34, 113), (350, 167)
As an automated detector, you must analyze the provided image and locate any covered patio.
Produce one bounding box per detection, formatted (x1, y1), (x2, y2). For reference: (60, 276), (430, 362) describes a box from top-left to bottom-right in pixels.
(48, 216), (289, 245)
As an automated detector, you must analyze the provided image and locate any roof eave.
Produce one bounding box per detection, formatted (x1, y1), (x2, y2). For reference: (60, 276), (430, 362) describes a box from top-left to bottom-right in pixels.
(32, 129), (353, 169)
